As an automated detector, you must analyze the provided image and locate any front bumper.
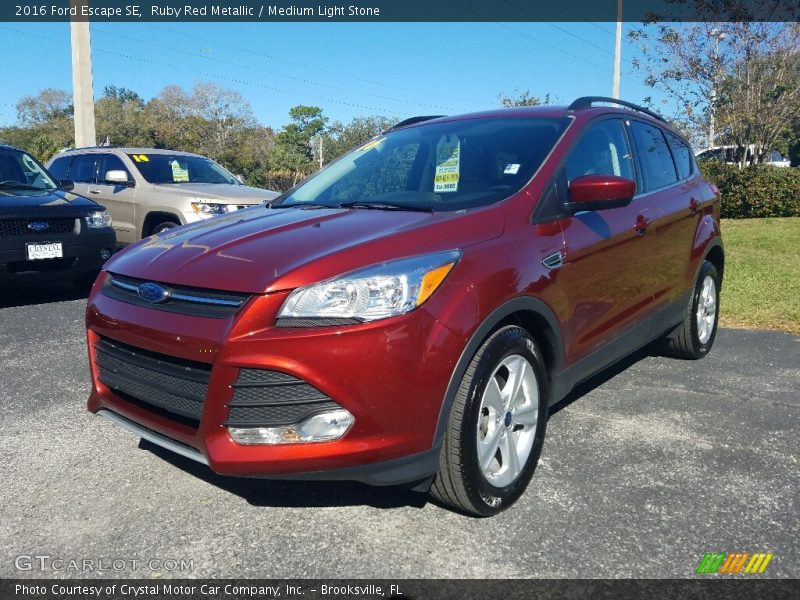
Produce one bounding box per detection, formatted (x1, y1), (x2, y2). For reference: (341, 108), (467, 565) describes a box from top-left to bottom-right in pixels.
(86, 273), (464, 485)
(0, 226), (115, 281)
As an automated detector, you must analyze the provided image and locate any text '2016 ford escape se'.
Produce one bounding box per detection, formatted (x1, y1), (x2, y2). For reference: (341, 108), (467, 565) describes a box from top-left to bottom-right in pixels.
(85, 98), (723, 516)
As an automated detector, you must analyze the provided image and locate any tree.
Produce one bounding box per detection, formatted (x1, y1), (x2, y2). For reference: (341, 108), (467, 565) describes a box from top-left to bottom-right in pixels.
(499, 90), (553, 107)
(271, 106), (328, 185)
(16, 88), (72, 126)
(321, 115), (395, 163)
(630, 15), (800, 166)
(95, 85), (148, 147)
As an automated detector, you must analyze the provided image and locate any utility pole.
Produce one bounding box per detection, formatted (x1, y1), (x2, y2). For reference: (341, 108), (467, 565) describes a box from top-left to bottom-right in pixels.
(70, 0), (96, 147)
(318, 135), (324, 169)
(612, 0), (622, 98)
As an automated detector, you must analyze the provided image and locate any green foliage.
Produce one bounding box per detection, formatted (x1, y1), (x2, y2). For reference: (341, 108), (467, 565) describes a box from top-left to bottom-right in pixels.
(322, 115), (395, 163)
(699, 161), (800, 218)
(499, 90), (552, 108)
(271, 106), (328, 185)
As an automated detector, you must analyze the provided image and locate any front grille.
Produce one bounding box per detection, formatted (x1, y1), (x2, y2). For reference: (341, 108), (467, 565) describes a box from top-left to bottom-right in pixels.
(226, 368), (340, 427)
(102, 273), (251, 318)
(94, 337), (211, 428)
(0, 218), (77, 237)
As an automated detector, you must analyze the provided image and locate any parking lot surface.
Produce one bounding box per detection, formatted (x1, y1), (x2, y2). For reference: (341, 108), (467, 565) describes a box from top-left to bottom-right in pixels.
(1, 284), (797, 578)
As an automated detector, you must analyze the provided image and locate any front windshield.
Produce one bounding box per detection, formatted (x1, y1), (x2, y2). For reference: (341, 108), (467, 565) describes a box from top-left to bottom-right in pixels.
(128, 153), (239, 185)
(279, 116), (570, 211)
(0, 148), (59, 191)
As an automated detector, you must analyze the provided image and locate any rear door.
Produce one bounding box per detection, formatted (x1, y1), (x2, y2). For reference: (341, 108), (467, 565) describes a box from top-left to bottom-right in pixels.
(627, 121), (694, 309)
(90, 153), (137, 244)
(557, 117), (659, 363)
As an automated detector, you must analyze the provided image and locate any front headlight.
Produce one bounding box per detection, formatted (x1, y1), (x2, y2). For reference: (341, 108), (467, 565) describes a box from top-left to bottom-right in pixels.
(278, 250), (460, 324)
(85, 210), (112, 228)
(191, 202), (237, 217)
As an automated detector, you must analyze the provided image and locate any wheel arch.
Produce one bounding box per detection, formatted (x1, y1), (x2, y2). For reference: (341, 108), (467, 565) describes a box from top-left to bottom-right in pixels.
(431, 296), (564, 449)
(142, 210), (183, 238)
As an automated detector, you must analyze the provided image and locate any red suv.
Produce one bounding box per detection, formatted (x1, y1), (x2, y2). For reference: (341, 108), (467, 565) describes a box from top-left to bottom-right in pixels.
(86, 97), (723, 516)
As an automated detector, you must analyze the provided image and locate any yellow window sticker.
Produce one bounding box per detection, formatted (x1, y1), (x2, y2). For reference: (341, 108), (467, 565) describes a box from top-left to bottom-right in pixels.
(170, 160), (190, 182)
(131, 154), (150, 162)
(357, 137), (385, 152)
(434, 135), (460, 193)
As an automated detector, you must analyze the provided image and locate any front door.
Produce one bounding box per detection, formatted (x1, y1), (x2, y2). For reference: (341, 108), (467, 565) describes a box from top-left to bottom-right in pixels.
(557, 117), (658, 364)
(90, 153), (137, 245)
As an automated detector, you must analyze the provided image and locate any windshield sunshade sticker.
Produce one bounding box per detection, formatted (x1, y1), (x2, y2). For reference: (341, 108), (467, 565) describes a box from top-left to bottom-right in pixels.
(434, 135), (460, 193)
(170, 160), (190, 182)
(356, 137), (385, 153)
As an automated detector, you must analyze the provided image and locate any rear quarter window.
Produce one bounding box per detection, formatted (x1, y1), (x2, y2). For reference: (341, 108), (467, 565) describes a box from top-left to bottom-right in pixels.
(665, 133), (693, 180)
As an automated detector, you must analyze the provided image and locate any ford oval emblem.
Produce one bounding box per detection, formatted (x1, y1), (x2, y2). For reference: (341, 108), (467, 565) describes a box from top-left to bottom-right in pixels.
(137, 282), (170, 304)
(28, 221), (50, 232)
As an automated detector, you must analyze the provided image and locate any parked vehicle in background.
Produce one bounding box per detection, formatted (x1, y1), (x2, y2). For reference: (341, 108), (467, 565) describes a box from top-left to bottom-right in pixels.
(0, 145), (115, 287)
(695, 145), (791, 167)
(85, 97), (724, 516)
(47, 148), (279, 245)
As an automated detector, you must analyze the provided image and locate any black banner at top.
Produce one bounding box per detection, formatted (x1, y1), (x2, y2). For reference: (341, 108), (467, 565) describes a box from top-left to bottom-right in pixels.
(4, 0), (800, 22)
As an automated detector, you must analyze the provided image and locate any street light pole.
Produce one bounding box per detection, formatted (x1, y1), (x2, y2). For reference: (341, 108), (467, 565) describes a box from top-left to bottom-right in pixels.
(708, 28), (726, 149)
(612, 0), (622, 98)
(70, 0), (96, 148)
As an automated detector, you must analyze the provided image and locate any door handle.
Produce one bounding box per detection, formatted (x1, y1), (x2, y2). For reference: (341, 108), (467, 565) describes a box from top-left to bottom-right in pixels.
(89, 189), (101, 194)
(634, 215), (650, 235)
(689, 198), (699, 215)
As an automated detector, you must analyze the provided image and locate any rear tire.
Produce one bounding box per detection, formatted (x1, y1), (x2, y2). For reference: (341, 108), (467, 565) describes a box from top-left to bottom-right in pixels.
(663, 261), (720, 360)
(430, 326), (548, 517)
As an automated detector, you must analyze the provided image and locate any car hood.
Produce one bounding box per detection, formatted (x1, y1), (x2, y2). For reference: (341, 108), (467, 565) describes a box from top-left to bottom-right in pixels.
(105, 205), (504, 294)
(0, 188), (101, 216)
(151, 183), (279, 204)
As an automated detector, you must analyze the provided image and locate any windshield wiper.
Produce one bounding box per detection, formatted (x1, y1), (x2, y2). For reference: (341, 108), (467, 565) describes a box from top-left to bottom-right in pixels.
(269, 202), (334, 210)
(338, 201), (434, 213)
(0, 182), (51, 191)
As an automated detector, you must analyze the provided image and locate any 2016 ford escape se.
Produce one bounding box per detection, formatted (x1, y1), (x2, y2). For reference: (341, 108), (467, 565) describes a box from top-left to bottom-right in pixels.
(85, 98), (723, 516)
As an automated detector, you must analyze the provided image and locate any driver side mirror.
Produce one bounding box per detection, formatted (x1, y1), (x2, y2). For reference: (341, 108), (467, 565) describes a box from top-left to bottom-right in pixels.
(105, 170), (134, 187)
(565, 174), (635, 212)
(59, 179), (74, 191)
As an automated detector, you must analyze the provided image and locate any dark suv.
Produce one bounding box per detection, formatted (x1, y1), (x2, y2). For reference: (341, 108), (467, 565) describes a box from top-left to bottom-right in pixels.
(85, 98), (723, 516)
(0, 145), (115, 287)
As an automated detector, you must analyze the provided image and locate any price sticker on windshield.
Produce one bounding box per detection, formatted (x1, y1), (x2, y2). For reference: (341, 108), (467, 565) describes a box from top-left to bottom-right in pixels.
(434, 135), (460, 193)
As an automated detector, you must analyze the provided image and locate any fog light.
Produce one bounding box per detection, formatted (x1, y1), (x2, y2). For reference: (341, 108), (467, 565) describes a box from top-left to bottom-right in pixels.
(228, 409), (354, 445)
(100, 248), (112, 261)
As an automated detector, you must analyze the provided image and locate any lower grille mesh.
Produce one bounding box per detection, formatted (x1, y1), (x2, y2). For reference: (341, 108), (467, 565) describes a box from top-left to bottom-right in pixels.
(94, 337), (211, 427)
(226, 369), (340, 427)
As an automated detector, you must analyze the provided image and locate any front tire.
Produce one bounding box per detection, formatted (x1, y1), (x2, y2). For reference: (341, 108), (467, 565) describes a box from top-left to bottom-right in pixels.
(663, 261), (720, 359)
(150, 220), (179, 236)
(430, 326), (548, 517)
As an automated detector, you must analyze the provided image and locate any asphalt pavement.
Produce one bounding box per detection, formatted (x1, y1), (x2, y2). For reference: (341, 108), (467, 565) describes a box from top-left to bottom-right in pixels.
(1, 283), (797, 578)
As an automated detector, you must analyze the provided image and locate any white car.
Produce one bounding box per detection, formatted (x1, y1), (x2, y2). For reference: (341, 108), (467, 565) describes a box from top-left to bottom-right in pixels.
(695, 145), (791, 167)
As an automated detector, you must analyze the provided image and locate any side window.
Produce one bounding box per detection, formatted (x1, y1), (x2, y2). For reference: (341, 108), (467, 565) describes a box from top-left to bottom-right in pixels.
(69, 154), (99, 183)
(48, 157), (72, 180)
(630, 121), (678, 191)
(565, 119), (634, 183)
(665, 133), (692, 180)
(96, 154), (130, 183)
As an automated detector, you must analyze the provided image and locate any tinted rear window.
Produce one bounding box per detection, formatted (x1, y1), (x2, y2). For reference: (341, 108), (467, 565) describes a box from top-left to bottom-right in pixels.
(48, 156), (72, 180)
(665, 133), (692, 180)
(630, 121), (678, 191)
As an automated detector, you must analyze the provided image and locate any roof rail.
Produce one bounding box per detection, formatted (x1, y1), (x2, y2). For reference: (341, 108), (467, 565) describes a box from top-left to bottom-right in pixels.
(566, 96), (666, 123)
(386, 115), (445, 132)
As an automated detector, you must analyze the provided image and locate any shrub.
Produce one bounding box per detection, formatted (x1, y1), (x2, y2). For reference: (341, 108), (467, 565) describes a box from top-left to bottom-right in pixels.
(698, 162), (800, 218)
